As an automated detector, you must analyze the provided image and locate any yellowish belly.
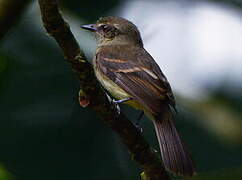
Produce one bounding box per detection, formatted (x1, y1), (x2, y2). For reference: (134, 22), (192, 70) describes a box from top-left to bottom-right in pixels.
(94, 68), (143, 110)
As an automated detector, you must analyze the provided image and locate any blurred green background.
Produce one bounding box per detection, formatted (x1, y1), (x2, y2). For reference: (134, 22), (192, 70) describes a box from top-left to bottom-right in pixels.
(0, 0), (242, 179)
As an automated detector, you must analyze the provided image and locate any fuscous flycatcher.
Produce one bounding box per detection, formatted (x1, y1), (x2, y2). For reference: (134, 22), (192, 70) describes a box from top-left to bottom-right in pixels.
(81, 16), (195, 176)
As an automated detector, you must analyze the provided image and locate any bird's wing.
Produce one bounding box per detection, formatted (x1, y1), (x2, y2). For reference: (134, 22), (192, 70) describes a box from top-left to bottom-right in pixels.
(95, 46), (175, 115)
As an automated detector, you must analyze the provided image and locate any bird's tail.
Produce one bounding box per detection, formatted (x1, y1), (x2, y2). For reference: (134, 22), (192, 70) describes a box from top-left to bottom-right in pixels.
(152, 107), (196, 176)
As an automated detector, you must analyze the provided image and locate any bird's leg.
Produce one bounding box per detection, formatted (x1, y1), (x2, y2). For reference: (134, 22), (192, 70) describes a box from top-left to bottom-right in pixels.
(108, 95), (144, 134)
(105, 93), (133, 115)
(113, 98), (144, 133)
(112, 97), (133, 104)
(134, 111), (144, 133)
(112, 97), (133, 115)
(104, 92), (120, 114)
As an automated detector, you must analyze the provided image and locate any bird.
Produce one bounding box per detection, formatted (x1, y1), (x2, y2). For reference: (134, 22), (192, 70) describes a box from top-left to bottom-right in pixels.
(81, 16), (195, 176)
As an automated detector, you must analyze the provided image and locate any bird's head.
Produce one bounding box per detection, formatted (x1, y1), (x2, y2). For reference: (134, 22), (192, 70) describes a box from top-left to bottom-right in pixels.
(81, 16), (143, 47)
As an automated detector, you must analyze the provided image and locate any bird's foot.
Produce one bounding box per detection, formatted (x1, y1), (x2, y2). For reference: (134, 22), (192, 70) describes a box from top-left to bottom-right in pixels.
(105, 93), (121, 114)
(111, 97), (133, 115)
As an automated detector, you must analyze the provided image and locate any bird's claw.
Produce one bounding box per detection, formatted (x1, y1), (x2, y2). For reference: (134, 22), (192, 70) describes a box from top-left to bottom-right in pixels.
(112, 99), (121, 114)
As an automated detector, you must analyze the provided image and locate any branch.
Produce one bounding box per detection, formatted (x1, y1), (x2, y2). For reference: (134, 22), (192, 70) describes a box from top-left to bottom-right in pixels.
(0, 0), (31, 41)
(38, 0), (170, 179)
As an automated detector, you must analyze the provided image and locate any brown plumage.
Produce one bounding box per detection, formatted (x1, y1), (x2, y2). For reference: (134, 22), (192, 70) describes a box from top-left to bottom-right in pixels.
(82, 16), (196, 176)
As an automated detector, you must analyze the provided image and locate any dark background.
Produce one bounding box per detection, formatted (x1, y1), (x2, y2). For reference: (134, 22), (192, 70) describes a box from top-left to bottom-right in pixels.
(0, 0), (242, 179)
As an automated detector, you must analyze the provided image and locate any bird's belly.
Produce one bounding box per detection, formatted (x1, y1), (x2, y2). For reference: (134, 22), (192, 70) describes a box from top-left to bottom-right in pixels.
(95, 68), (143, 110)
(95, 68), (129, 99)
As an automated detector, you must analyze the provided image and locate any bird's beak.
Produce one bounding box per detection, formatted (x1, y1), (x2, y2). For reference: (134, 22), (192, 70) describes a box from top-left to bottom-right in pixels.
(81, 24), (97, 32)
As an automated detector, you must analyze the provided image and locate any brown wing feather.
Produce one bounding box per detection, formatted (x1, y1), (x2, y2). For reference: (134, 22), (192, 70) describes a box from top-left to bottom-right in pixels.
(96, 45), (175, 114)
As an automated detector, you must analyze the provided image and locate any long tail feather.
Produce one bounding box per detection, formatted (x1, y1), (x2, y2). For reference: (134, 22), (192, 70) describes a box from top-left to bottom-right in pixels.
(152, 108), (196, 176)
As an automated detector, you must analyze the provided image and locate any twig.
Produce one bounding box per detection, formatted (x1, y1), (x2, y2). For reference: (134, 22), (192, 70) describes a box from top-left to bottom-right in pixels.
(38, 0), (170, 179)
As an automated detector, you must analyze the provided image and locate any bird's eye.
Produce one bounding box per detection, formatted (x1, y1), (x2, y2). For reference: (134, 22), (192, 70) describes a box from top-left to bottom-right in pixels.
(98, 24), (113, 33)
(101, 25), (108, 29)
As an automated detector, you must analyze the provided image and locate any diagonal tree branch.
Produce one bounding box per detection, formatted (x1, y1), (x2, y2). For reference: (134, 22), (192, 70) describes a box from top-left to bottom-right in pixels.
(38, 0), (170, 179)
